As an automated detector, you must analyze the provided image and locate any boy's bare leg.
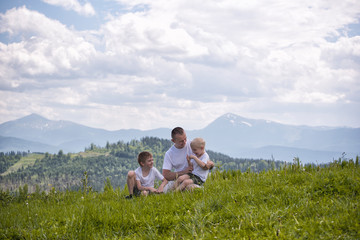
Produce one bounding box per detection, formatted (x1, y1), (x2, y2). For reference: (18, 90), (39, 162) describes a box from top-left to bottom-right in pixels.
(126, 171), (136, 195)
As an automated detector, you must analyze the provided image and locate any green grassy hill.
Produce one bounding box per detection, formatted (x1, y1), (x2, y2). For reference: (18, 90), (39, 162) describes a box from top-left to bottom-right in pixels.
(1, 159), (359, 239)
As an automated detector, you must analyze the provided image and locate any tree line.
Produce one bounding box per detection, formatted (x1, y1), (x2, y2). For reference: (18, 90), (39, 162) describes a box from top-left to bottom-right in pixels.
(0, 137), (284, 192)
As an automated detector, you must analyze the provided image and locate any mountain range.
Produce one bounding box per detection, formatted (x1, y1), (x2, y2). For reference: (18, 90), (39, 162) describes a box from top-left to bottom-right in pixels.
(0, 113), (359, 164)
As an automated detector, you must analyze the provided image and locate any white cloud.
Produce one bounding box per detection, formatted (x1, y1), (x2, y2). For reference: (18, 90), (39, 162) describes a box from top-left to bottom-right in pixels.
(0, 0), (360, 130)
(0, 6), (67, 38)
(0, 6), (97, 82)
(101, 11), (209, 60)
(42, 0), (95, 16)
(321, 36), (360, 69)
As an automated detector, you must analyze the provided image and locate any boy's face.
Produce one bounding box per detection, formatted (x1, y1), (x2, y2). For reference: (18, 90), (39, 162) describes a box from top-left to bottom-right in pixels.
(192, 146), (204, 158)
(141, 157), (154, 169)
(172, 133), (187, 149)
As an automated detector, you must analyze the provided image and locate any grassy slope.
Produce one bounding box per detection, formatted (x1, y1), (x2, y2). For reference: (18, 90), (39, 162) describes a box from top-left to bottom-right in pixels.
(0, 153), (43, 176)
(1, 161), (359, 239)
(1, 152), (106, 177)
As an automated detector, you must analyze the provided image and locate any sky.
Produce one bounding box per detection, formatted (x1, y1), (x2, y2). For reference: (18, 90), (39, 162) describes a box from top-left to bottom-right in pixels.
(0, 0), (360, 131)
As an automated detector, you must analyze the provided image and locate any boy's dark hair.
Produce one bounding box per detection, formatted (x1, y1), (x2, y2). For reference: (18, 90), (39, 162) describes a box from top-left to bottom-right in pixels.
(138, 151), (152, 165)
(171, 127), (184, 139)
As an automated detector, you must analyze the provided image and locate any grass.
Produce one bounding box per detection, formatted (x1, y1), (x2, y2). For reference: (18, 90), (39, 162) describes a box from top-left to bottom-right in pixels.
(77, 151), (110, 158)
(0, 153), (43, 176)
(0, 160), (359, 239)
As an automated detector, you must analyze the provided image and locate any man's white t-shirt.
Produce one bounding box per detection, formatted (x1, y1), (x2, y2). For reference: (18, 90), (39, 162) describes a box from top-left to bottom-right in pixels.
(162, 141), (192, 172)
(135, 167), (164, 187)
(191, 152), (210, 182)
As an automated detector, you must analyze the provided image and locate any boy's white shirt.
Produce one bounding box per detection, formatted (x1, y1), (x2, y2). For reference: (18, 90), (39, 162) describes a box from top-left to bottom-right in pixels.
(191, 152), (210, 182)
(135, 167), (164, 188)
(163, 141), (192, 172)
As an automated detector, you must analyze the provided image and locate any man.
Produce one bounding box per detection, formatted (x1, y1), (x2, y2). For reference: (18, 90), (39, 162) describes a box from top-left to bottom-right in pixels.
(162, 127), (194, 191)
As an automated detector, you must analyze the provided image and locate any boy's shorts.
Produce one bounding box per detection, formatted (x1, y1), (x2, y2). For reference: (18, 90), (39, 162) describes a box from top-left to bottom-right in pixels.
(133, 186), (153, 196)
(133, 186), (142, 197)
(187, 173), (204, 186)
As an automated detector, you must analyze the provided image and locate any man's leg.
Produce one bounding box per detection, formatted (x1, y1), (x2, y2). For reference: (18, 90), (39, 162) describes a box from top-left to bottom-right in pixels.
(176, 179), (193, 191)
(174, 174), (190, 189)
(163, 180), (174, 193)
(185, 184), (201, 190)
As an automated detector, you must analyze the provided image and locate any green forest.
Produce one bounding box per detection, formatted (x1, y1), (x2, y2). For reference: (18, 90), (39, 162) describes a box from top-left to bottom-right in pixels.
(0, 137), (284, 192)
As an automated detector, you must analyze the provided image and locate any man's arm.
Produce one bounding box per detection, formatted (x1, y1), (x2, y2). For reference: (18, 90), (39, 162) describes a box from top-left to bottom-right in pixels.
(162, 166), (193, 181)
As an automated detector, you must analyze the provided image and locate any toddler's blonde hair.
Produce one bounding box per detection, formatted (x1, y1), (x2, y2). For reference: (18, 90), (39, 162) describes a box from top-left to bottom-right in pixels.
(190, 138), (205, 149)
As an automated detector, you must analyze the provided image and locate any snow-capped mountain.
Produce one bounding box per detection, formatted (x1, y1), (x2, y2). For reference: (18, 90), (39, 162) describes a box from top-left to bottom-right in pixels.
(0, 113), (359, 163)
(188, 113), (360, 163)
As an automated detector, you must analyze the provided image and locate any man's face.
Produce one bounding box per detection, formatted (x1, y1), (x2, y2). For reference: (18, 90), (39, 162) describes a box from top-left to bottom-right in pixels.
(172, 133), (187, 149)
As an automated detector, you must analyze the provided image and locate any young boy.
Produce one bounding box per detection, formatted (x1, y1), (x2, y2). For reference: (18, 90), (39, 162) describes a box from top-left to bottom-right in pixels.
(126, 151), (168, 198)
(175, 138), (214, 191)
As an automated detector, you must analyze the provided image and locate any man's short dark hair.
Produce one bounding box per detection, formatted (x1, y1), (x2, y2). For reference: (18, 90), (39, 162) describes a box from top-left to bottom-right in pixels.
(171, 127), (184, 139)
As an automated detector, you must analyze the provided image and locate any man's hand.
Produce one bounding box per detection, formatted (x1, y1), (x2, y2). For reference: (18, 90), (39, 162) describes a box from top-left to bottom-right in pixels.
(186, 155), (194, 171)
(156, 187), (164, 193)
(185, 165), (193, 173)
(185, 156), (193, 173)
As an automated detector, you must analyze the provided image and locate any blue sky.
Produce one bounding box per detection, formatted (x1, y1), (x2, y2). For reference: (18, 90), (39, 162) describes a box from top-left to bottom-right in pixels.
(0, 0), (360, 130)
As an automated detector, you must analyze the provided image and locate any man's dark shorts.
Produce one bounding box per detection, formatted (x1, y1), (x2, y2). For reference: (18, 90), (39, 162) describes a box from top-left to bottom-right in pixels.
(187, 173), (204, 185)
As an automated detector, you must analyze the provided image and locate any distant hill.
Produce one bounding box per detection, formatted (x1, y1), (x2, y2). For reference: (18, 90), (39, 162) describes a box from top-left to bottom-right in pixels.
(0, 135), (58, 153)
(0, 113), (169, 153)
(0, 113), (359, 164)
